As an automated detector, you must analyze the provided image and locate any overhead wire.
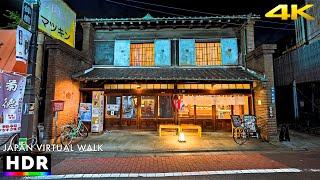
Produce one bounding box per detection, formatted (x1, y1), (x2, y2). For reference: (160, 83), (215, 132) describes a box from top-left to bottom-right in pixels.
(104, 0), (295, 31)
(124, 0), (295, 26)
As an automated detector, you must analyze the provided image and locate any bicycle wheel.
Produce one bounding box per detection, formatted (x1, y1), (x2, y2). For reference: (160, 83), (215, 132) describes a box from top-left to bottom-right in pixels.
(233, 127), (248, 145)
(60, 126), (73, 146)
(0, 133), (18, 148)
(28, 136), (38, 151)
(79, 122), (88, 138)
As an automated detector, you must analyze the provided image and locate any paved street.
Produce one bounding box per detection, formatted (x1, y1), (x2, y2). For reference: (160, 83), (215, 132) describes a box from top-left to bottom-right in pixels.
(1, 130), (320, 179)
(16, 150), (319, 179)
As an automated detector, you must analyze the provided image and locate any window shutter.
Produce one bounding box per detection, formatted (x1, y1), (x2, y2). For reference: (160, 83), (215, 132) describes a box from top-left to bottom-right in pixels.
(155, 40), (171, 66)
(94, 41), (114, 65)
(179, 39), (196, 66)
(221, 38), (238, 65)
(114, 40), (130, 66)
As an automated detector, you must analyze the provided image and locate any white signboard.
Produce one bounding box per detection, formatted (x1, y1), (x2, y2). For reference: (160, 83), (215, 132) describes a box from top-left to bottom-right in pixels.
(16, 26), (32, 63)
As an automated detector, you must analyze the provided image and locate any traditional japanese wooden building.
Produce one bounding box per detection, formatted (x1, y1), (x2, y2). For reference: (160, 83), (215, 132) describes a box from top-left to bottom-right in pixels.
(72, 14), (272, 132)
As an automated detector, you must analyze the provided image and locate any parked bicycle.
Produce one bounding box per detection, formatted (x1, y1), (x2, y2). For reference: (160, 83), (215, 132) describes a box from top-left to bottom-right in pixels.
(0, 133), (38, 151)
(231, 115), (259, 145)
(60, 117), (88, 146)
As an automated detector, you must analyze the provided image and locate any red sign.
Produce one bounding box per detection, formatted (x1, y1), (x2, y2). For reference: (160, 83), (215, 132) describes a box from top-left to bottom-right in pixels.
(51, 100), (64, 112)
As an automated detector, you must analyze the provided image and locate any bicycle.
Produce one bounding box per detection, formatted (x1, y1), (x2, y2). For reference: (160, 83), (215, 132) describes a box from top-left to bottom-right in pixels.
(231, 115), (259, 145)
(0, 133), (38, 151)
(60, 117), (88, 146)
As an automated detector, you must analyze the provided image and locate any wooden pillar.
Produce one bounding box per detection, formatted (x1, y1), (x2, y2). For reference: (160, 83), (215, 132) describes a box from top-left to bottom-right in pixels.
(212, 105), (216, 131)
(240, 105), (244, 115)
(248, 95), (253, 115)
(155, 96), (159, 130)
(119, 96), (123, 127)
(231, 105), (234, 115)
(137, 96), (141, 129)
(194, 105), (197, 124)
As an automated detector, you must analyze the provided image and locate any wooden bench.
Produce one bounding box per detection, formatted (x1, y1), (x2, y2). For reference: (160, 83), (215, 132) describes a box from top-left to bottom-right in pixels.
(159, 124), (180, 137)
(180, 124), (202, 137)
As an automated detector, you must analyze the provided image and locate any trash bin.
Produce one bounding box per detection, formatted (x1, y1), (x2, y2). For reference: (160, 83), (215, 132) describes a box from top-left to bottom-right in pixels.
(37, 124), (45, 144)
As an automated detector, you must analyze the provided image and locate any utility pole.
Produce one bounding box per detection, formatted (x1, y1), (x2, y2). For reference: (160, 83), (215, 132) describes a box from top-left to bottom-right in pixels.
(21, 2), (39, 139)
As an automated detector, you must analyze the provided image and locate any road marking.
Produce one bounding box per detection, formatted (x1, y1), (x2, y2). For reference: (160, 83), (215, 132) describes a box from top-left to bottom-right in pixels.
(308, 169), (320, 172)
(21, 168), (303, 179)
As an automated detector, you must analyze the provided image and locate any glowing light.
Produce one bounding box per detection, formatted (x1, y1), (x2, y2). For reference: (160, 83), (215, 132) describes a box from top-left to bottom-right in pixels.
(178, 132), (186, 142)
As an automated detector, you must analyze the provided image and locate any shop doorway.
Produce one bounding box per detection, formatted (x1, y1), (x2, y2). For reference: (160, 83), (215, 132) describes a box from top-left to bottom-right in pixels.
(105, 95), (164, 130)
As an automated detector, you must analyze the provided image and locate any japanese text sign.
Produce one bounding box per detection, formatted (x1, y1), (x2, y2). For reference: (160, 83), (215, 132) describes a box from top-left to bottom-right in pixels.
(38, 0), (76, 47)
(0, 72), (26, 135)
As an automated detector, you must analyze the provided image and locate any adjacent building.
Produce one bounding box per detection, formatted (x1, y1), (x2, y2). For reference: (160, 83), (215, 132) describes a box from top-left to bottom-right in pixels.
(274, 0), (320, 127)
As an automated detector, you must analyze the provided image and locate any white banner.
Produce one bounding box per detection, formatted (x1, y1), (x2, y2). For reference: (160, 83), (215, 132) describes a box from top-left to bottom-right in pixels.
(16, 26), (32, 63)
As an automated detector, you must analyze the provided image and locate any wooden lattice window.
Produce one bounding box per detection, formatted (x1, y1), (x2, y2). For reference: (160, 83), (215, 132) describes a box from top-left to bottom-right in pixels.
(130, 43), (154, 66)
(195, 42), (222, 66)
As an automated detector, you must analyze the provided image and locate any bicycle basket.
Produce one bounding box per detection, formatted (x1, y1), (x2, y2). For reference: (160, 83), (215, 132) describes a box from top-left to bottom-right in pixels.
(231, 115), (242, 127)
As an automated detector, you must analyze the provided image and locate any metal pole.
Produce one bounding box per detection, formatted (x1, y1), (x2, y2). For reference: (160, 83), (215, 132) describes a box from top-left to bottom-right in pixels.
(292, 80), (299, 121)
(21, 2), (39, 139)
(54, 112), (58, 144)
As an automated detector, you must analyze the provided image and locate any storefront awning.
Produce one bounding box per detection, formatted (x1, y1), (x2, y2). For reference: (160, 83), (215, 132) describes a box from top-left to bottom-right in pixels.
(73, 66), (266, 82)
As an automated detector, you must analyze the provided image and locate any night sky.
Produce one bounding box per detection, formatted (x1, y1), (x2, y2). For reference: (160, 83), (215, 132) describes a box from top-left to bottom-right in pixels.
(1, 0), (306, 45)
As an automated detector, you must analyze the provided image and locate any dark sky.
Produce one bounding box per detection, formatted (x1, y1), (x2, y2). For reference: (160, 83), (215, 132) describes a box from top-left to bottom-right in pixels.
(1, 0), (305, 45)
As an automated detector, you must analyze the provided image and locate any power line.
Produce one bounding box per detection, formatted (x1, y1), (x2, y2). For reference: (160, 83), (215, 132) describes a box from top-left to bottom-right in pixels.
(124, 0), (295, 26)
(104, 0), (182, 17)
(104, 0), (295, 31)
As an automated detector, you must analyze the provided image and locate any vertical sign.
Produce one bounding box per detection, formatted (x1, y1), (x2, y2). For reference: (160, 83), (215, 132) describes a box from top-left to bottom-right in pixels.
(271, 87), (275, 104)
(16, 26), (32, 64)
(21, 0), (34, 30)
(92, 91), (104, 133)
(0, 72), (26, 134)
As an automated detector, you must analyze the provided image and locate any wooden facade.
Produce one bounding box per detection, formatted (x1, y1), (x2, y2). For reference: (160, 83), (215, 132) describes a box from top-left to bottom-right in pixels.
(76, 14), (263, 132)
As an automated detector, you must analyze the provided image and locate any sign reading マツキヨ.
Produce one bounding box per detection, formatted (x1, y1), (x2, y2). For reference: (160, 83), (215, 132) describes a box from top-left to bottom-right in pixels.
(38, 0), (76, 47)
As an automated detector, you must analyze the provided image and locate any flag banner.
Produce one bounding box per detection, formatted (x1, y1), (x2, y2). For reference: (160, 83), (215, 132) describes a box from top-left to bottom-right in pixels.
(16, 26), (32, 63)
(0, 72), (26, 134)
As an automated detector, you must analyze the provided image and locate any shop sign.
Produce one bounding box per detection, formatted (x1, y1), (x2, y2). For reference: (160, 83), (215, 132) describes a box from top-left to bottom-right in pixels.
(79, 103), (92, 122)
(91, 91), (104, 133)
(271, 87), (275, 104)
(243, 115), (257, 133)
(38, 0), (76, 47)
(0, 72), (26, 135)
(16, 26), (32, 63)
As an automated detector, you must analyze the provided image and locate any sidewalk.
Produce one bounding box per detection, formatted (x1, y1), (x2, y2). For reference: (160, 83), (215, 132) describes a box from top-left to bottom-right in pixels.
(70, 129), (320, 153)
(73, 130), (277, 153)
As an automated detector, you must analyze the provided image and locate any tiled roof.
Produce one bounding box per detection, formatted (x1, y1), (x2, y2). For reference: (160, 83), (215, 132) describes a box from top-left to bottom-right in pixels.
(73, 66), (266, 82)
(78, 14), (260, 29)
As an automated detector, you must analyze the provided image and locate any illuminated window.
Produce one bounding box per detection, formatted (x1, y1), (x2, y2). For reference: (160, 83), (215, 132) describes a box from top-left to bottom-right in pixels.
(195, 42), (221, 66)
(141, 96), (155, 118)
(130, 43), (154, 66)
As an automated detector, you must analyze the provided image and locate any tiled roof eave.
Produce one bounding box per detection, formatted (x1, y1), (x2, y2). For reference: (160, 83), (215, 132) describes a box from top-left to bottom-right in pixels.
(73, 66), (263, 82)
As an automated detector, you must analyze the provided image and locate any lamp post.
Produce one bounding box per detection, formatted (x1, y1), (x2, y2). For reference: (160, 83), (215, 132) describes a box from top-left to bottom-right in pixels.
(21, 1), (39, 140)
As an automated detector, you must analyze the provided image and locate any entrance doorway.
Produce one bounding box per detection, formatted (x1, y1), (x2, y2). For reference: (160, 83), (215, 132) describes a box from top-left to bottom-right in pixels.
(105, 95), (162, 130)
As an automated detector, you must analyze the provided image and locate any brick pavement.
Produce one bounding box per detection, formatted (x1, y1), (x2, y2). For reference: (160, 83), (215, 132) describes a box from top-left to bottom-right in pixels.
(52, 153), (287, 174)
